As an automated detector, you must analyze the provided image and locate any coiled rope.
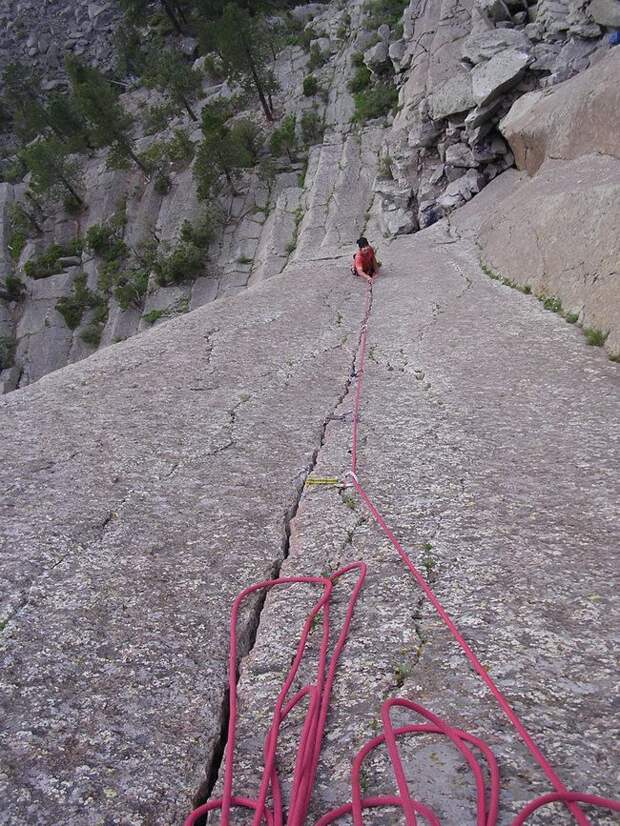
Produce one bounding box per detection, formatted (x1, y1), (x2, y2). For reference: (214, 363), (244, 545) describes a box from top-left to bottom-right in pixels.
(184, 279), (619, 825)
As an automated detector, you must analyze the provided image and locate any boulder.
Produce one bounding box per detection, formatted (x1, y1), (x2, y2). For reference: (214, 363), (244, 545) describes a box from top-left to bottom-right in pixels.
(478, 154), (620, 354)
(589, 0), (620, 26)
(462, 28), (531, 64)
(475, 0), (513, 22)
(431, 71), (475, 119)
(389, 39), (408, 70)
(381, 206), (417, 235)
(364, 41), (390, 72)
(500, 48), (620, 174)
(471, 48), (532, 105)
(377, 23), (391, 42)
(445, 142), (477, 167)
(438, 169), (485, 208)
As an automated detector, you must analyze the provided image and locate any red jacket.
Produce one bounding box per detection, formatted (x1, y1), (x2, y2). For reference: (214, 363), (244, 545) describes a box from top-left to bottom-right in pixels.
(354, 246), (376, 275)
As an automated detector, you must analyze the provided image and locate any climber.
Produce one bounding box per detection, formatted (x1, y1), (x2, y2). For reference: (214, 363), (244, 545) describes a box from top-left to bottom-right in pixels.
(351, 237), (380, 283)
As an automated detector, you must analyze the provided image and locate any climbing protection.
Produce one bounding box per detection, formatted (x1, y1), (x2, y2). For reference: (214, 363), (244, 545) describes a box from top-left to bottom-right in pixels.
(183, 280), (620, 825)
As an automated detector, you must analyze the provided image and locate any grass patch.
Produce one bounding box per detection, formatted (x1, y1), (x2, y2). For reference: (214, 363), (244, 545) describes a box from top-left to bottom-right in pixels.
(583, 327), (609, 347)
(363, 0), (409, 29)
(142, 308), (166, 325)
(348, 64), (372, 94)
(352, 83), (398, 123)
(565, 311), (579, 324)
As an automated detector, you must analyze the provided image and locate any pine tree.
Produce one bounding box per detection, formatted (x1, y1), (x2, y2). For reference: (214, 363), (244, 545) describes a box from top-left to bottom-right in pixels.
(215, 3), (278, 121)
(65, 57), (147, 173)
(21, 138), (84, 206)
(1, 63), (47, 141)
(142, 46), (203, 121)
(193, 102), (253, 199)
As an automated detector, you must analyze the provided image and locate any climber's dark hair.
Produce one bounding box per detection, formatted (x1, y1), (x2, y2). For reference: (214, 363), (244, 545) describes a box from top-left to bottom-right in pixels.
(357, 237), (369, 248)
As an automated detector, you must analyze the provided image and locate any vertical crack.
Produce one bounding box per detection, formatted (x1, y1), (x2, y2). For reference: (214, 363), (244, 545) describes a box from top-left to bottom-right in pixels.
(189, 290), (372, 818)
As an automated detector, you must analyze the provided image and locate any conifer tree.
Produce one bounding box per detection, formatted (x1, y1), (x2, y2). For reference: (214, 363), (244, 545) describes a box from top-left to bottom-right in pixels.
(65, 57), (147, 173)
(21, 139), (84, 206)
(215, 3), (278, 121)
(193, 102), (253, 198)
(142, 46), (203, 121)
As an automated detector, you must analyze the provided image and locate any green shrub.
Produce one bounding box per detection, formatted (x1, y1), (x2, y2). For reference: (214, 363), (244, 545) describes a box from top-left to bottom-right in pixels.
(166, 129), (195, 163)
(63, 194), (85, 215)
(348, 64), (372, 93)
(79, 324), (102, 348)
(583, 327), (609, 347)
(142, 308), (166, 325)
(24, 240), (82, 279)
(352, 84), (398, 122)
(301, 111), (324, 145)
(303, 75), (319, 96)
(230, 120), (264, 164)
(1, 274), (25, 302)
(541, 295), (562, 314)
(308, 45), (327, 71)
(143, 101), (178, 135)
(85, 223), (128, 262)
(154, 242), (204, 286)
(113, 267), (150, 310)
(55, 272), (104, 330)
(363, 0), (408, 28)
(0, 157), (26, 184)
(565, 311), (579, 324)
(0, 336), (16, 369)
(202, 54), (225, 80)
(351, 51), (365, 68)
(155, 172), (172, 194)
(180, 209), (220, 250)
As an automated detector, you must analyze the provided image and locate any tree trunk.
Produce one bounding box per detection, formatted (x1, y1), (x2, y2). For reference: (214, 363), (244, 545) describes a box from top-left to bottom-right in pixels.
(125, 143), (149, 175)
(181, 96), (198, 122)
(159, 0), (184, 34)
(246, 52), (273, 121)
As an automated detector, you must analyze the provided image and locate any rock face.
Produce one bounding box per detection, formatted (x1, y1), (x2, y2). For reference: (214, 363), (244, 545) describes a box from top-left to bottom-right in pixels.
(479, 154), (620, 353)
(500, 47), (620, 174)
(479, 49), (620, 355)
(2, 191), (618, 824)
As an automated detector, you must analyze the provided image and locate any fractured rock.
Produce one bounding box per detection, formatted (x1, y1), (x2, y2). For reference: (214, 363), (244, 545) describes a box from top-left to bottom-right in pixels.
(471, 48), (532, 105)
(500, 48), (620, 174)
(431, 71), (475, 119)
(445, 142), (477, 167)
(462, 27), (531, 64)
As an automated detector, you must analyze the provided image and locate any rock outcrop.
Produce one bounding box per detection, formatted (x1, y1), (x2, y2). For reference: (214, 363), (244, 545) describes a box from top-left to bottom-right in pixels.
(499, 46), (620, 173)
(478, 49), (620, 355)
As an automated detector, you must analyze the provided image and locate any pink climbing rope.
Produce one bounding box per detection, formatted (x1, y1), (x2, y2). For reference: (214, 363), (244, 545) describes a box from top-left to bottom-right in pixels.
(183, 279), (619, 825)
